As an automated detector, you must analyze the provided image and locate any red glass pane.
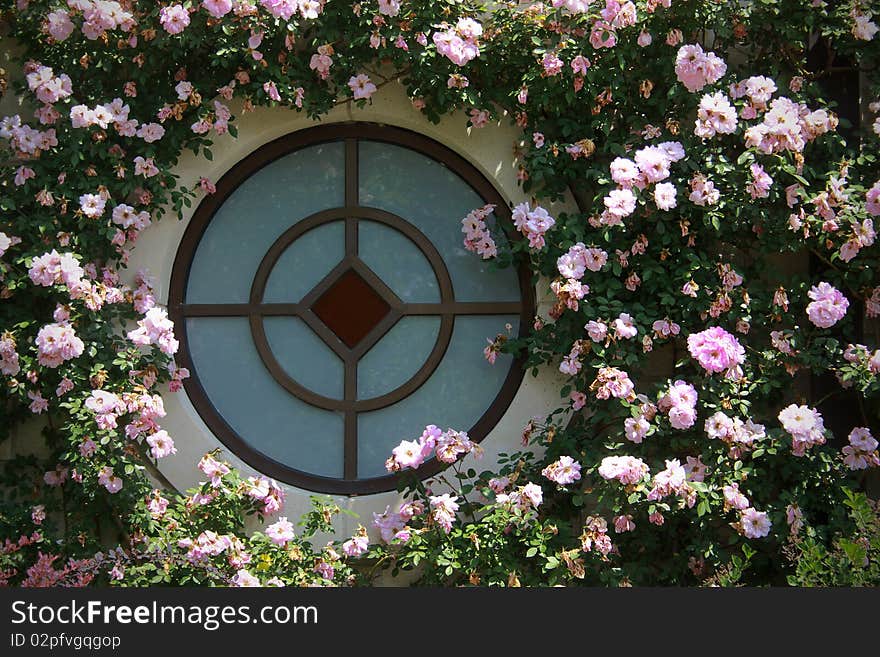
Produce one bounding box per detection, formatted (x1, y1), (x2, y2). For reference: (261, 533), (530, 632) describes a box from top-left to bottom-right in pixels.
(311, 270), (391, 348)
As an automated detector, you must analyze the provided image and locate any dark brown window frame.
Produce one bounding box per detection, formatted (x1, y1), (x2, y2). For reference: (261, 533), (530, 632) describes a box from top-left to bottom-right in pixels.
(169, 122), (535, 495)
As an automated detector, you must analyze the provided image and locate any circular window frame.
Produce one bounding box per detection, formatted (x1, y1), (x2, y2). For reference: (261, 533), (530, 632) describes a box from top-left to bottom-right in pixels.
(169, 122), (535, 495)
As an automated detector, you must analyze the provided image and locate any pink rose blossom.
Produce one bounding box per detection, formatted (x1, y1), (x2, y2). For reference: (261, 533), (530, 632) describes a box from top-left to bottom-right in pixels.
(35, 323), (83, 368)
(429, 493), (460, 533)
(687, 326), (745, 375)
(805, 282), (848, 329)
(598, 455), (649, 485)
(342, 534), (369, 557)
(265, 517), (295, 545)
(542, 456), (582, 485)
(202, 0), (233, 17)
(778, 404), (826, 456)
(159, 5), (190, 35)
(740, 508), (771, 538)
(146, 430), (177, 459)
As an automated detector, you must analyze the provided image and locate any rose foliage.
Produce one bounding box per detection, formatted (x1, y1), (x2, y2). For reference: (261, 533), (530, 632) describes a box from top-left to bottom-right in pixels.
(0, 0), (879, 586)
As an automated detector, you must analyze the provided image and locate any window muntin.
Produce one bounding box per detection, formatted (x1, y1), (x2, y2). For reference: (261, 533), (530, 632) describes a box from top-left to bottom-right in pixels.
(170, 124), (534, 494)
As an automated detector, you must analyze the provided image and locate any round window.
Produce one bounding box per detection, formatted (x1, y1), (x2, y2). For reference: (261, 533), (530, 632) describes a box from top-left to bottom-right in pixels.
(169, 123), (534, 494)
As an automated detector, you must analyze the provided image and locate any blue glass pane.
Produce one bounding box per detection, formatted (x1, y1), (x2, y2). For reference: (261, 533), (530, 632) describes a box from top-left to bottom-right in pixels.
(358, 221), (439, 302)
(358, 317), (441, 399)
(187, 142), (345, 303)
(186, 318), (344, 478)
(263, 316), (344, 399)
(356, 316), (518, 478)
(264, 221), (344, 303)
(358, 141), (520, 303)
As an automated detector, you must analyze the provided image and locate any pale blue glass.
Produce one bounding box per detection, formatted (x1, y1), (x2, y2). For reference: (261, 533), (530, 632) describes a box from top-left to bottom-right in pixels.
(263, 316), (344, 399)
(264, 221), (344, 303)
(358, 141), (520, 303)
(187, 142), (345, 303)
(358, 221), (439, 302)
(356, 316), (518, 478)
(186, 318), (344, 478)
(358, 317), (441, 399)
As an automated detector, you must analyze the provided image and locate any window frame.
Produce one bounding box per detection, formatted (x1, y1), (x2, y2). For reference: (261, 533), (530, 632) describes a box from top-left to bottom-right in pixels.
(168, 122), (535, 495)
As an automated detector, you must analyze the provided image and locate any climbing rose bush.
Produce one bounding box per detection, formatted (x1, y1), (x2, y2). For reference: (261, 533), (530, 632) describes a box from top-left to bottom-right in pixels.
(0, 0), (878, 586)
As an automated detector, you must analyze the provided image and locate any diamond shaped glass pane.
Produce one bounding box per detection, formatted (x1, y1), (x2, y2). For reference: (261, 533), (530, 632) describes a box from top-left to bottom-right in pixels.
(311, 270), (391, 348)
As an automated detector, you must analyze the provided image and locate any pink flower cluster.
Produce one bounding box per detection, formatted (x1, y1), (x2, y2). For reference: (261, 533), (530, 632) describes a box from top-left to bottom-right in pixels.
(842, 427), (879, 471)
(372, 500), (424, 543)
(542, 456), (582, 485)
(309, 44), (334, 80)
(127, 307), (179, 355)
(591, 366), (635, 401)
(179, 530), (246, 565)
(688, 173), (720, 206)
(1, 107), (59, 151)
(598, 455), (649, 485)
(647, 459), (695, 507)
(342, 529), (369, 557)
(587, 1), (638, 50)
(839, 217), (875, 263)
(245, 476), (286, 514)
(512, 202), (556, 249)
(26, 65), (72, 105)
(602, 142), (685, 223)
(557, 243), (607, 280)
(624, 414), (651, 443)
(613, 313), (638, 339)
(495, 482), (543, 514)
(657, 380), (698, 429)
(551, 0), (592, 14)
(651, 318), (681, 339)
(85, 390), (126, 430)
(852, 7), (879, 40)
(723, 482), (749, 510)
(687, 326), (745, 376)
(842, 343), (880, 377)
(260, 0), (325, 20)
(778, 404), (826, 456)
(433, 18), (483, 66)
(805, 282), (849, 329)
(461, 205), (498, 259)
(694, 91), (737, 138)
(265, 517), (295, 545)
(159, 4), (190, 35)
(59, 2), (136, 41)
(35, 322), (84, 368)
(0, 336), (20, 376)
(202, 0), (234, 18)
(97, 466), (122, 494)
(704, 411), (766, 456)
(146, 430), (176, 460)
(230, 570), (260, 587)
(28, 249), (85, 292)
(198, 454), (231, 487)
(580, 516), (613, 556)
(675, 44), (727, 93)
(866, 181), (880, 217)
(429, 493), (460, 533)
(551, 279), (589, 314)
(147, 490), (169, 519)
(740, 507), (771, 539)
(743, 96), (836, 155)
(348, 74), (377, 101)
(385, 425), (479, 471)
